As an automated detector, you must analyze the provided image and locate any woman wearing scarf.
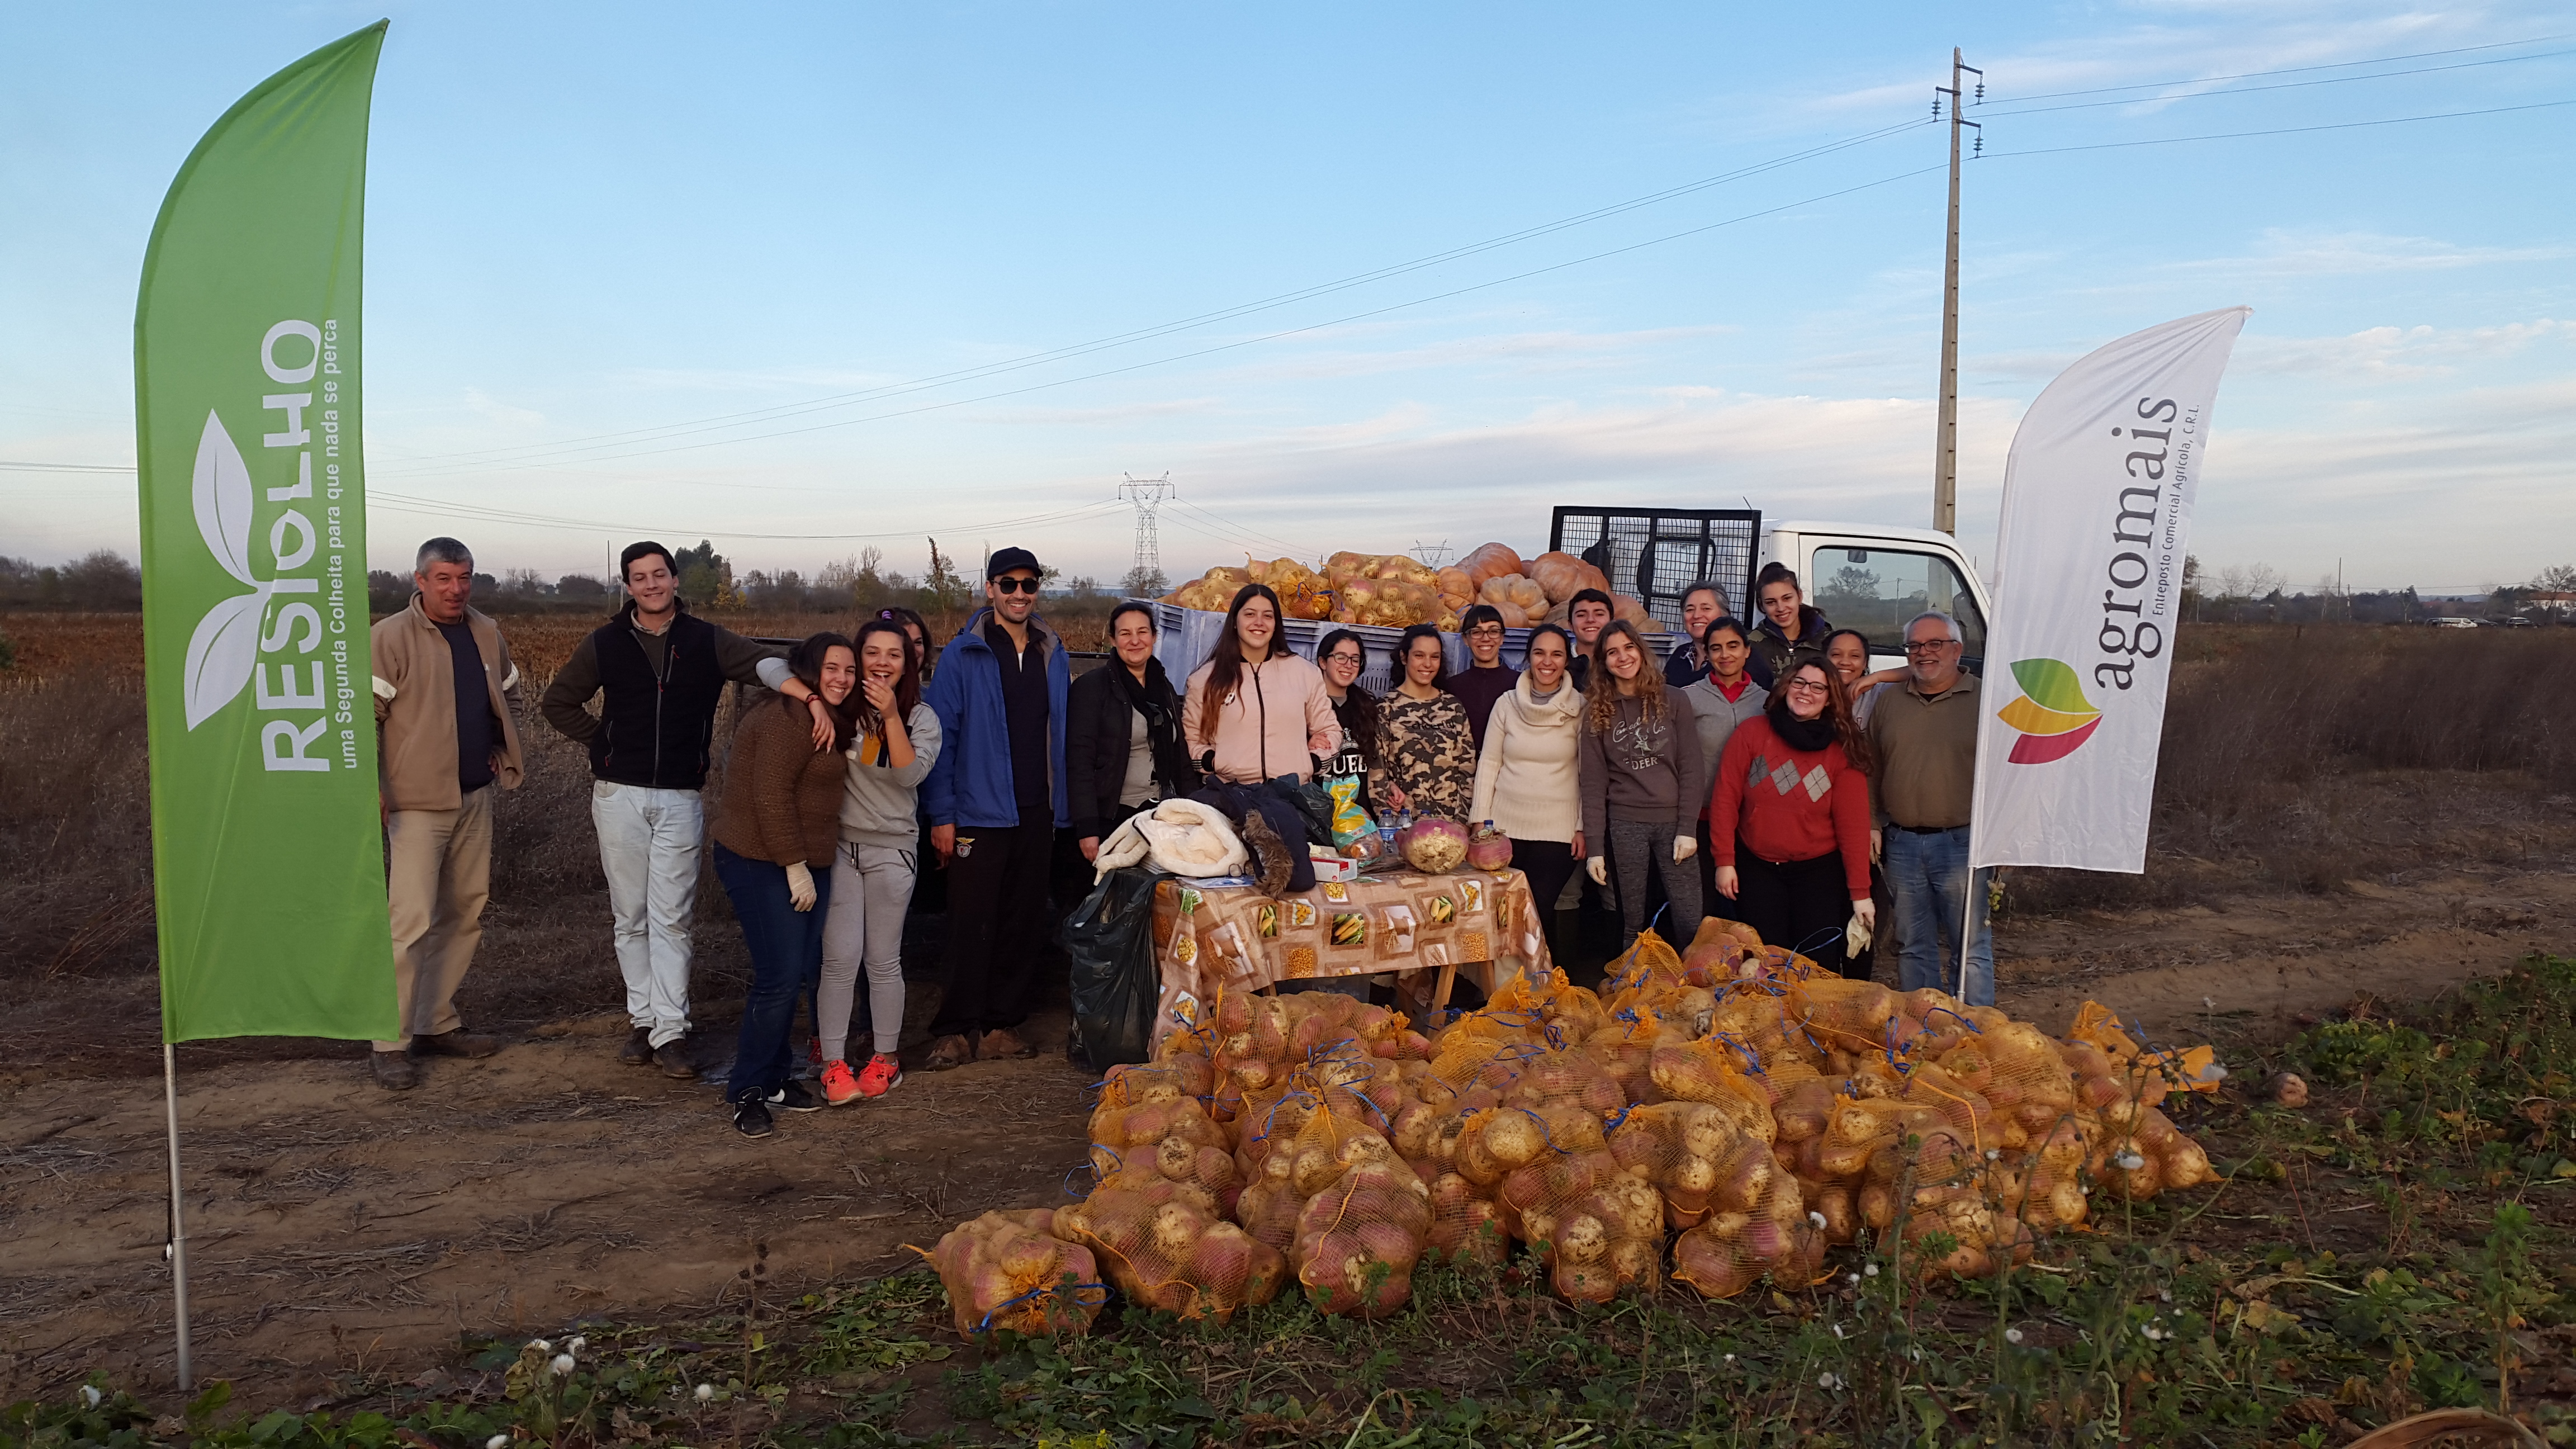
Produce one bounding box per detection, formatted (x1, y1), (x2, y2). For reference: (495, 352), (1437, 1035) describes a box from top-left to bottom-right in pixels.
(1707, 657), (1877, 978)
(1069, 602), (1197, 860)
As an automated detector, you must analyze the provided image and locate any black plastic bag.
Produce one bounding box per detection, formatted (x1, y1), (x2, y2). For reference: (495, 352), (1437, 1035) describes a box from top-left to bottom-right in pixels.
(1062, 866), (1163, 1071)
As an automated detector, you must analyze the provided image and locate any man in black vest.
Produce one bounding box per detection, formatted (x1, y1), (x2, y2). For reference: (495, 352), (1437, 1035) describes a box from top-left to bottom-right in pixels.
(541, 541), (835, 1077)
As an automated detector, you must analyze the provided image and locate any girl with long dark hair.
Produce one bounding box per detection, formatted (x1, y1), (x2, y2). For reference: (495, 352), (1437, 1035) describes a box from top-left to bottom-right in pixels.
(713, 632), (861, 1137)
(1578, 620), (1706, 950)
(816, 620), (940, 1105)
(1374, 623), (1475, 819)
(1182, 583), (1339, 785)
(1708, 657), (1877, 977)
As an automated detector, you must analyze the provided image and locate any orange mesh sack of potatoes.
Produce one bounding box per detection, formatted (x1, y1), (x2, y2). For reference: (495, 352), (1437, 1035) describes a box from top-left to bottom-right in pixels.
(1669, 1132), (1825, 1299)
(923, 1209), (1109, 1343)
(1254, 1102), (1433, 1318)
(1054, 1169), (1287, 1323)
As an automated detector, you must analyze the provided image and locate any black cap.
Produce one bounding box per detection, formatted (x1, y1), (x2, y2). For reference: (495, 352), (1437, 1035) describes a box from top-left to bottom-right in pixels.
(985, 546), (1042, 581)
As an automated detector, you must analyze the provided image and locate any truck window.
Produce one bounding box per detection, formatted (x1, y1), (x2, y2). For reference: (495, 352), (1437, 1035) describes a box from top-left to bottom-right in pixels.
(1811, 548), (1986, 661)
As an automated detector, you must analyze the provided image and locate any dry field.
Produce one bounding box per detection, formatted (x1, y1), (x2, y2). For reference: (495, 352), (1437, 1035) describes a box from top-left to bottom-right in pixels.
(0, 613), (2569, 1413)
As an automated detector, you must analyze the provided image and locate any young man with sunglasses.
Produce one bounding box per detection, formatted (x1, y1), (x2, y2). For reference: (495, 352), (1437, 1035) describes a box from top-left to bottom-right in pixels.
(919, 547), (1070, 1069)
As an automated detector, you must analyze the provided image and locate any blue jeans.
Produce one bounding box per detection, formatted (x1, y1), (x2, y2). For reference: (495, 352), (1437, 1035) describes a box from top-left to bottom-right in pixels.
(714, 843), (832, 1103)
(1883, 826), (1993, 1007)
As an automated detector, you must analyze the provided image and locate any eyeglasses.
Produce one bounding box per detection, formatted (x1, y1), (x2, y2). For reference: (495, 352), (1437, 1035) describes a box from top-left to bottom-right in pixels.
(1324, 651), (1363, 666)
(1783, 678), (1830, 694)
(992, 576), (1040, 594)
(1466, 624), (1504, 638)
(1904, 640), (1956, 655)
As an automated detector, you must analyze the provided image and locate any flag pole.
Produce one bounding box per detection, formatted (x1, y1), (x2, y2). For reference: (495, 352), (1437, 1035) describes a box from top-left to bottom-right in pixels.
(163, 1041), (193, 1390)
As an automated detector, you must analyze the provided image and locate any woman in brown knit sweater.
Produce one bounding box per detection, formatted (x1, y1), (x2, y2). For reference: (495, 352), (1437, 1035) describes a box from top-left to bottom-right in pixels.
(713, 632), (859, 1139)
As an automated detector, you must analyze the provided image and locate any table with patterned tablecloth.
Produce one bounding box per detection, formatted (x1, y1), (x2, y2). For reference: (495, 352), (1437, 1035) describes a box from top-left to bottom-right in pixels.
(1150, 867), (1551, 1031)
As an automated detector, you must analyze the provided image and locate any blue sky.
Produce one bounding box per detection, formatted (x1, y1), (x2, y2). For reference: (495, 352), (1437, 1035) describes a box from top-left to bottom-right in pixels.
(3, 2), (2570, 594)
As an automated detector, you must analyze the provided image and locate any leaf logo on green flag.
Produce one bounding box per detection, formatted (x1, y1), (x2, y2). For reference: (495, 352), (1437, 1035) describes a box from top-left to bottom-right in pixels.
(181, 411), (268, 728)
(1996, 657), (2104, 765)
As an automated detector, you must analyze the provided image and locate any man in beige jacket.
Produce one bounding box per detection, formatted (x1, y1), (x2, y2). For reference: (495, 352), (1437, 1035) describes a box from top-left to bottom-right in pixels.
(367, 537), (525, 1090)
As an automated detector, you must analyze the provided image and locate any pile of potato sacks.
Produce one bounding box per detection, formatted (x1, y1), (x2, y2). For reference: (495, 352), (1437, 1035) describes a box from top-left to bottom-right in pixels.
(1159, 542), (1666, 634)
(925, 918), (2220, 1338)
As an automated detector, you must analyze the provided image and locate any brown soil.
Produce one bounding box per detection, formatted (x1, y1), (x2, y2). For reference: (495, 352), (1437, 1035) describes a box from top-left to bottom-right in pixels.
(8, 864), (2570, 1410)
(2, 614), (2569, 1412)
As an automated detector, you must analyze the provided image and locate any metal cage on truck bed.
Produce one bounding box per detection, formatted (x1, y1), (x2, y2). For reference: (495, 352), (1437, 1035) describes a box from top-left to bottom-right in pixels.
(1550, 507), (1761, 630)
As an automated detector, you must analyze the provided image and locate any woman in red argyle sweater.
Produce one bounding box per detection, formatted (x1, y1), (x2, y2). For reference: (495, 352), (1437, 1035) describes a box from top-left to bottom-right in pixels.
(1708, 657), (1879, 978)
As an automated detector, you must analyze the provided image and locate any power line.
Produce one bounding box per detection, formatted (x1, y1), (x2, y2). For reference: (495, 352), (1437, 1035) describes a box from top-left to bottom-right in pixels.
(1980, 47), (2576, 118)
(1986, 32), (2570, 103)
(1980, 97), (2576, 159)
(367, 490), (1126, 542)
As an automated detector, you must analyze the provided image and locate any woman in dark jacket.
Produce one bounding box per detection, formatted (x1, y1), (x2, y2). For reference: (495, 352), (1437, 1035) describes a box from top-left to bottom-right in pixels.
(1749, 561), (1831, 689)
(1068, 601), (1196, 861)
(1313, 628), (1383, 812)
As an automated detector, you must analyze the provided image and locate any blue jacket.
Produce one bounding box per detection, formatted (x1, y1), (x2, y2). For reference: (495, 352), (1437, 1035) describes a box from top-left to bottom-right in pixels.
(922, 609), (1071, 830)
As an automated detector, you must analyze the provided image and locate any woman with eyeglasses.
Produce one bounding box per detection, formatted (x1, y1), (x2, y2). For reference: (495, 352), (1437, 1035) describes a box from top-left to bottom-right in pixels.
(1708, 657), (1876, 978)
(1375, 623), (1476, 821)
(1470, 622), (1585, 941)
(1183, 584), (1339, 785)
(1579, 619), (1706, 951)
(1068, 602), (1195, 861)
(1314, 628), (1384, 812)
(816, 619), (940, 1106)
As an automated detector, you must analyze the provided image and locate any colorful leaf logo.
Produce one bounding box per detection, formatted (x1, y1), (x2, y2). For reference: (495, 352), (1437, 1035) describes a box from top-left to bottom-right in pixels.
(1997, 658), (2102, 764)
(181, 410), (268, 730)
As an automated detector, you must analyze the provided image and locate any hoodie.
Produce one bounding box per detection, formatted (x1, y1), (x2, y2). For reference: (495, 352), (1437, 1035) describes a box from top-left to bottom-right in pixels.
(839, 702), (943, 849)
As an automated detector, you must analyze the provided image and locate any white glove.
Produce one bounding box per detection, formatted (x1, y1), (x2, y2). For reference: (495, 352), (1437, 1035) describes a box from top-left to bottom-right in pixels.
(1586, 855), (1608, 886)
(1673, 835), (1697, 864)
(786, 860), (817, 912)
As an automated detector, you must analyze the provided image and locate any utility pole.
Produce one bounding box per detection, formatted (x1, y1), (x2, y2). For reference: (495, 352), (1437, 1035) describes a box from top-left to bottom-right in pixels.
(1931, 48), (1982, 536)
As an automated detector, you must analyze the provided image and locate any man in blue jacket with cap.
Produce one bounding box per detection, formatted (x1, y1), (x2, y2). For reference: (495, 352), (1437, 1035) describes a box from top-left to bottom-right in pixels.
(921, 546), (1070, 1069)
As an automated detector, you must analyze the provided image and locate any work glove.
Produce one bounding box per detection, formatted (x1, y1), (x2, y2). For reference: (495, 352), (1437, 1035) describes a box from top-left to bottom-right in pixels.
(1852, 897), (1878, 931)
(786, 860), (817, 912)
(1673, 835), (1697, 864)
(1586, 855), (1608, 886)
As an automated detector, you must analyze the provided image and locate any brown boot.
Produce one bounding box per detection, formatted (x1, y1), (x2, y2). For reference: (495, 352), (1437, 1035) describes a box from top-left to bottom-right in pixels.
(369, 1050), (419, 1091)
(657, 1033), (699, 1080)
(924, 1034), (974, 1071)
(976, 1027), (1034, 1060)
(619, 1027), (655, 1066)
(413, 1030), (501, 1059)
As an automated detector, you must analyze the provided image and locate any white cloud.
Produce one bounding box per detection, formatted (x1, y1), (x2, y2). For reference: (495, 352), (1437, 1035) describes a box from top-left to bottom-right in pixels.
(2236, 318), (2574, 378)
(2166, 229), (2570, 279)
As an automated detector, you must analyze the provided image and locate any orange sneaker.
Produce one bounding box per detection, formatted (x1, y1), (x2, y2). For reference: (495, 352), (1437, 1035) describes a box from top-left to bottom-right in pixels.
(855, 1053), (903, 1100)
(818, 1058), (862, 1106)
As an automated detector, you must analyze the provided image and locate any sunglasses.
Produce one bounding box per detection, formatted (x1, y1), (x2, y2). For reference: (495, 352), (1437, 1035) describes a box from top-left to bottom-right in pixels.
(991, 576), (1040, 594)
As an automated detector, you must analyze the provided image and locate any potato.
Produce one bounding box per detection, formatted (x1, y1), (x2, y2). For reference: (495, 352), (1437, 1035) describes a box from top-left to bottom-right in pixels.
(1480, 1109), (1546, 1169)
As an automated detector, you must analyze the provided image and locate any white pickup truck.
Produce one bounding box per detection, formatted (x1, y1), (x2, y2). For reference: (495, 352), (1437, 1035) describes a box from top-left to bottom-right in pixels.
(1150, 506), (1994, 686)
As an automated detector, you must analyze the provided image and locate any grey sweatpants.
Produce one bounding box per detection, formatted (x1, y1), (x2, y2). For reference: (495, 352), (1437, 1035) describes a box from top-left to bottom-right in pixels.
(1603, 816), (1702, 951)
(819, 840), (916, 1060)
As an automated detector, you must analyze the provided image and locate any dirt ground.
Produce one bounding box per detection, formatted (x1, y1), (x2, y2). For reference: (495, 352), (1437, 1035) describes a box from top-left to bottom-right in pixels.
(3, 612), (2570, 1413)
(4, 861), (2570, 1410)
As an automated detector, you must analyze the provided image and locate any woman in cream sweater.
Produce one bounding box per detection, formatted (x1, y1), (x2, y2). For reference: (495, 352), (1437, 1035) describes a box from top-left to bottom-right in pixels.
(1469, 624), (1585, 944)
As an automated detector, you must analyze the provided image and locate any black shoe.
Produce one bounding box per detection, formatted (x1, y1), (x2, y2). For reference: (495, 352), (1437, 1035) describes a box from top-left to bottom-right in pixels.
(619, 1027), (655, 1066)
(733, 1096), (774, 1139)
(768, 1080), (823, 1114)
(658, 1033), (699, 1080)
(414, 1030), (502, 1059)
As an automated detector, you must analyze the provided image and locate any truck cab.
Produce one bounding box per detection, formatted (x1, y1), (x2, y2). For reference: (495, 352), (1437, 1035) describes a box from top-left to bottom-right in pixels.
(1760, 520), (1991, 677)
